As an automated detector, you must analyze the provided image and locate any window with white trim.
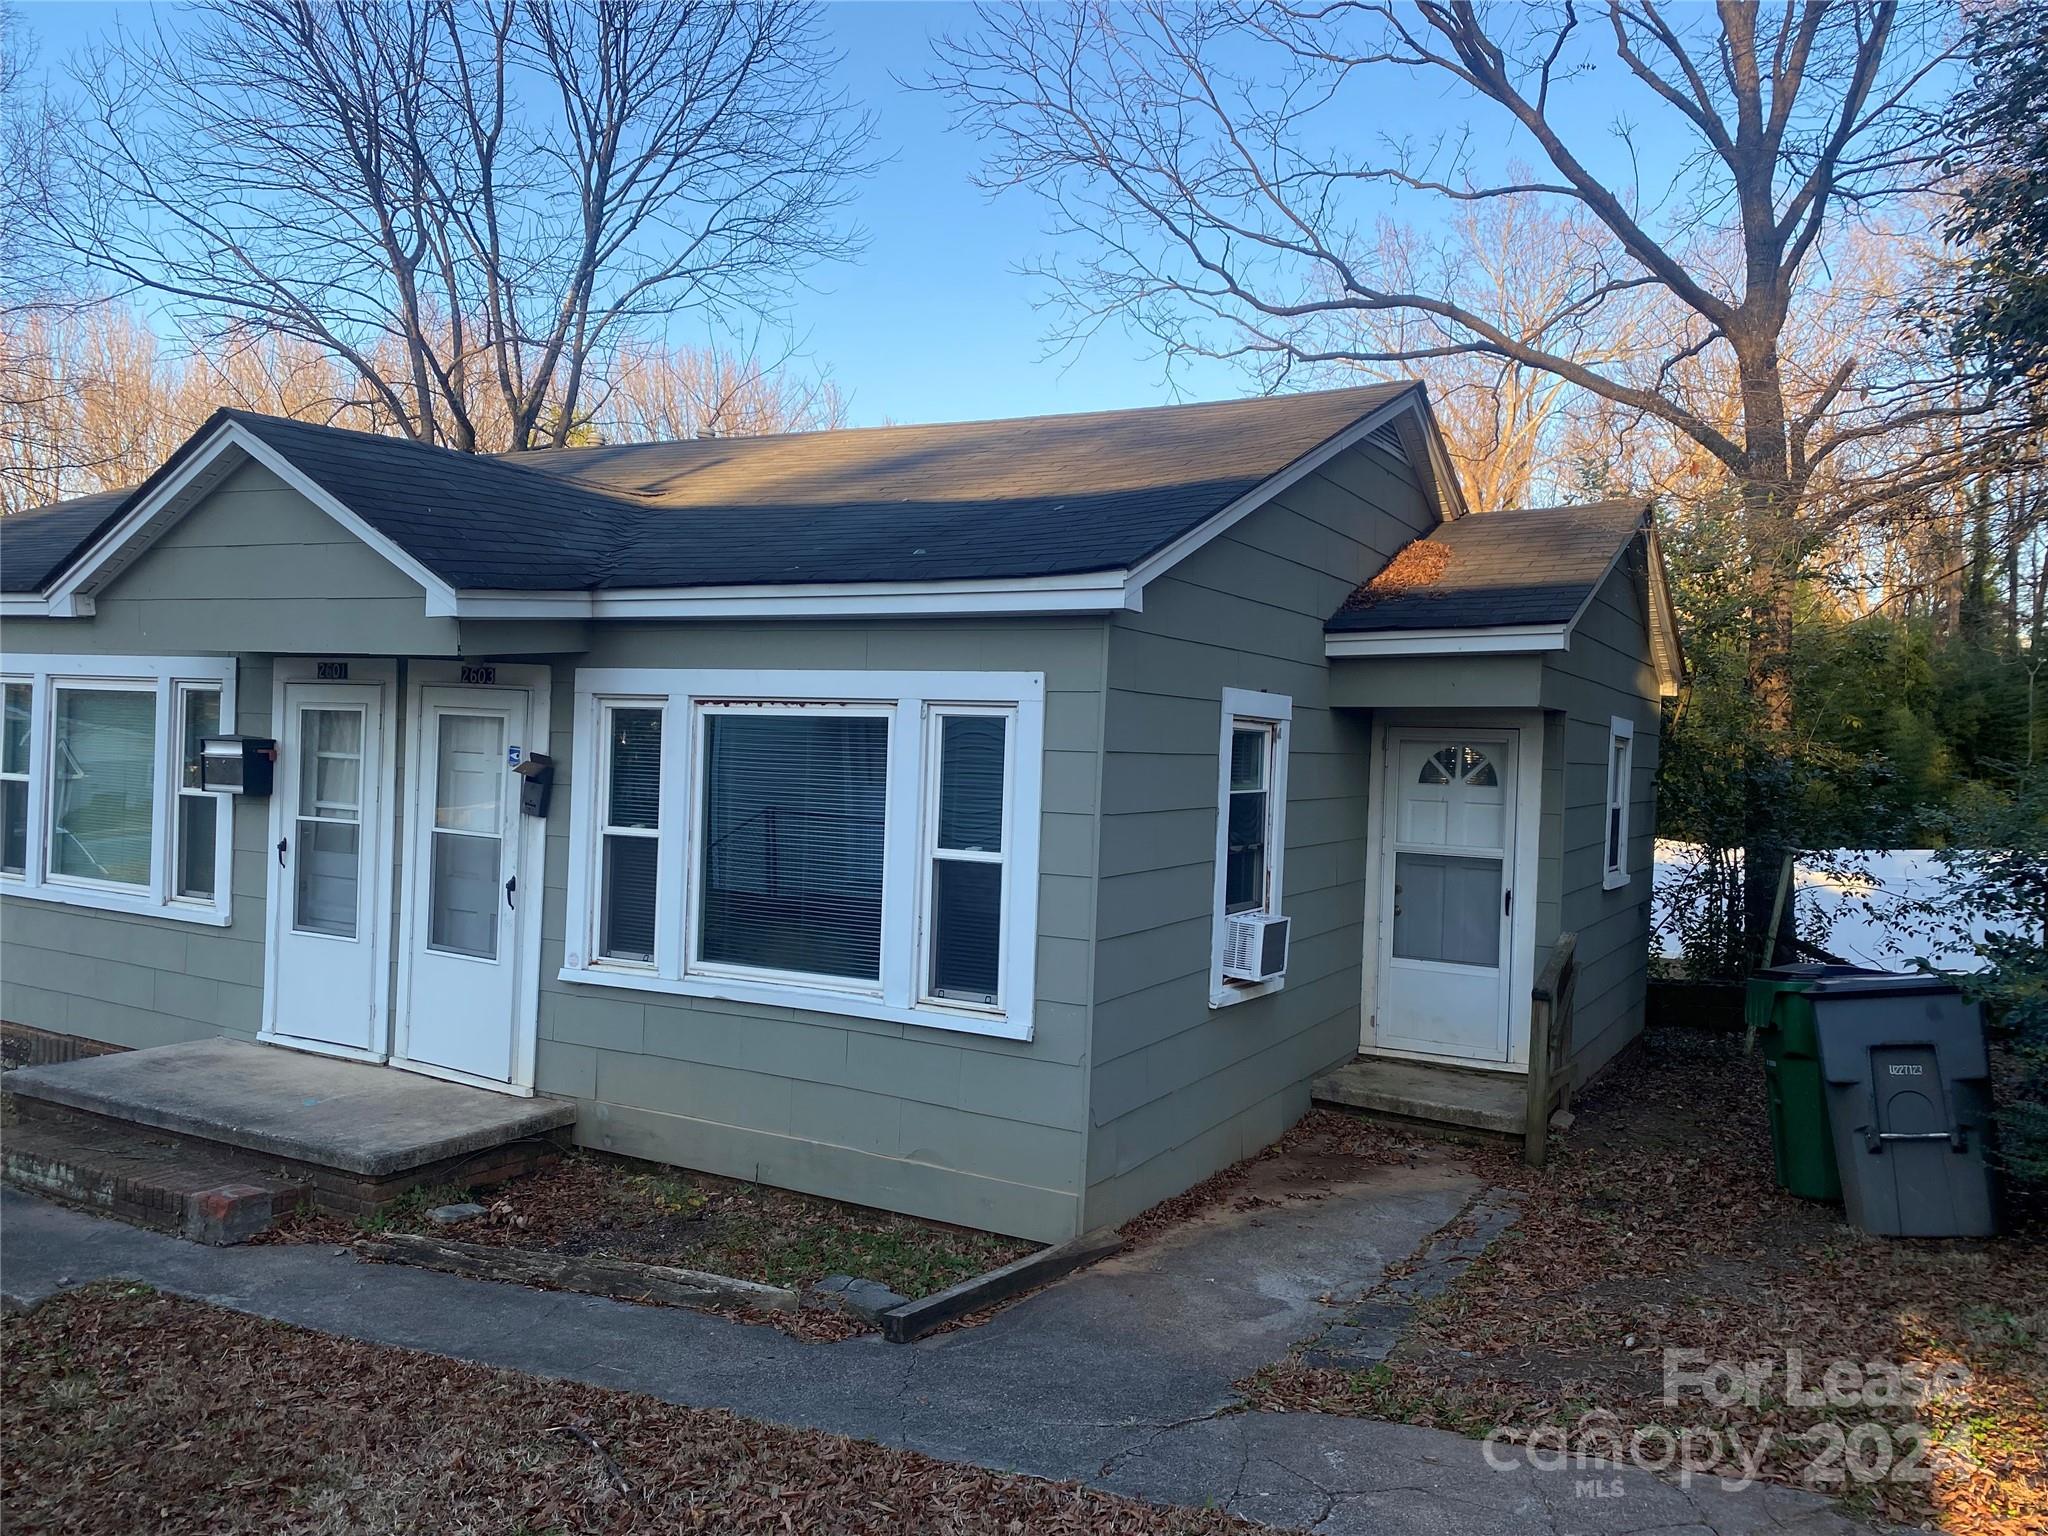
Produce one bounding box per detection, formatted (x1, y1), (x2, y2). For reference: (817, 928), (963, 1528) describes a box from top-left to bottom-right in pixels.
(922, 709), (1009, 1007)
(0, 655), (236, 924)
(1, 679), (28, 876)
(564, 669), (1043, 1041)
(1603, 715), (1635, 890)
(174, 684), (223, 901)
(1210, 688), (1291, 1006)
(598, 703), (662, 964)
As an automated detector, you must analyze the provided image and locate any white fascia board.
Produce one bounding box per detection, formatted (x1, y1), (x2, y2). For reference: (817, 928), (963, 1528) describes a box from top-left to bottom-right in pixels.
(1122, 386), (1436, 597)
(451, 570), (1141, 621)
(45, 420), (461, 616)
(1324, 625), (1570, 659)
(0, 594), (93, 618)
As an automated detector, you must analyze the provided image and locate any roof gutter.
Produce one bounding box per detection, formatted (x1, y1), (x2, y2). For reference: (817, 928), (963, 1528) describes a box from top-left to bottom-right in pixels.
(446, 569), (1143, 621)
(1324, 624), (1571, 659)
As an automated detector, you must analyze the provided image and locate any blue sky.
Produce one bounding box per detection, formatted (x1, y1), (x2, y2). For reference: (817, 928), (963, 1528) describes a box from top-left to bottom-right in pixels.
(21, 1), (1708, 428)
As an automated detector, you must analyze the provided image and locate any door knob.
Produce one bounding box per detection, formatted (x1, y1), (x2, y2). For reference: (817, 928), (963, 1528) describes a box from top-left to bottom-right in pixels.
(276, 836), (288, 867)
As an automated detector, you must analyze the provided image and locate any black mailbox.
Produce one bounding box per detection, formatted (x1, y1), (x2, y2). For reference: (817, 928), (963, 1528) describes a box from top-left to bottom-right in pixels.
(513, 752), (554, 818)
(198, 735), (276, 796)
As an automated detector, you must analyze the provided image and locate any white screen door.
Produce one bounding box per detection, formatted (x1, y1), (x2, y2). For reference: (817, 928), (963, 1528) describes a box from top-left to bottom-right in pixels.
(269, 682), (387, 1055)
(1377, 733), (1516, 1063)
(398, 686), (527, 1084)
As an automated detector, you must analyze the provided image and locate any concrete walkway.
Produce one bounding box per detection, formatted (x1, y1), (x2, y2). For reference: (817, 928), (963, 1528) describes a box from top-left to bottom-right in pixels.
(1, 1159), (1885, 1536)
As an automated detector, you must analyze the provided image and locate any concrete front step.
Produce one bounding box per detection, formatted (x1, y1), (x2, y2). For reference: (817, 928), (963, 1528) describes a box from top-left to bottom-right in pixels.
(2, 1105), (311, 1244)
(4, 1038), (576, 1217)
(1312, 1056), (1527, 1139)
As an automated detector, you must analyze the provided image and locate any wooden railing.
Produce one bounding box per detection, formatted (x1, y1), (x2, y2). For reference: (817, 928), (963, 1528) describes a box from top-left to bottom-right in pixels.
(1524, 931), (1579, 1169)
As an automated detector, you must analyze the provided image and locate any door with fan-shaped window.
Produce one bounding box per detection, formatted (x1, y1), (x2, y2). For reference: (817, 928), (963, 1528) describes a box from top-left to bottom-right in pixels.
(1377, 733), (1516, 1062)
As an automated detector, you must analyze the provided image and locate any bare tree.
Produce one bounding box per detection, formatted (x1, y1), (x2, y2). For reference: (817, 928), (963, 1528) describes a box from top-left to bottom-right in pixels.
(599, 338), (848, 442)
(48, 0), (872, 452)
(933, 0), (1979, 955)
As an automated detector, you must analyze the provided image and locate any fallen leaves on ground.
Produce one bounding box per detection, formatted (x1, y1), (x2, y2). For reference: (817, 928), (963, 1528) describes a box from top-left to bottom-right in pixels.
(2, 1285), (1275, 1536)
(270, 1148), (1033, 1332)
(1120, 1108), (1430, 1250)
(1241, 1029), (2046, 1536)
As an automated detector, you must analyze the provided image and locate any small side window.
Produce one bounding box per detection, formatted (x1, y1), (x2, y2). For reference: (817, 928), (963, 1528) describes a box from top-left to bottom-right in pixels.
(1603, 716), (1635, 890)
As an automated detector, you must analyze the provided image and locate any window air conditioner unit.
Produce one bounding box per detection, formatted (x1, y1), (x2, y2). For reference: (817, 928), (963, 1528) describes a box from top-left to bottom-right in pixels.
(1223, 912), (1290, 983)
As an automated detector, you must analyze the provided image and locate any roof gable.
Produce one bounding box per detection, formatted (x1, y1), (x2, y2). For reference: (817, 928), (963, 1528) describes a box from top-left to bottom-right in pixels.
(4, 383), (1445, 615)
(1325, 499), (1684, 695)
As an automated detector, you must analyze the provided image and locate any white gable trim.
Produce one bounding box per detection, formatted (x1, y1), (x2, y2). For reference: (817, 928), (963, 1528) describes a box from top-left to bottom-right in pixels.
(1122, 386), (1442, 598)
(42, 420), (461, 618)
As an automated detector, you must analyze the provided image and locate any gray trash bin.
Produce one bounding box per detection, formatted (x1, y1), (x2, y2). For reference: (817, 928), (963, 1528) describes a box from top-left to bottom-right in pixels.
(1807, 973), (1998, 1238)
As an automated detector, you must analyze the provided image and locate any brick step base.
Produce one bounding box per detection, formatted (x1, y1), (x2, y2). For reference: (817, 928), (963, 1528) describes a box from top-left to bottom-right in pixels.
(5, 1092), (566, 1220)
(2, 1105), (311, 1244)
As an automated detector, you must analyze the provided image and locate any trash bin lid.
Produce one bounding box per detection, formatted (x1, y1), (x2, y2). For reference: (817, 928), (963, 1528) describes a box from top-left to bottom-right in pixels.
(1754, 963), (1883, 983)
(1809, 975), (1988, 1083)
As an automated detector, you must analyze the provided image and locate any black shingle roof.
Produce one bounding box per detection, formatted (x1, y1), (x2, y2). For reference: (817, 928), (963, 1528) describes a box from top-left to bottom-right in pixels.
(2, 383), (1421, 596)
(1326, 500), (1648, 633)
(1, 488), (133, 594)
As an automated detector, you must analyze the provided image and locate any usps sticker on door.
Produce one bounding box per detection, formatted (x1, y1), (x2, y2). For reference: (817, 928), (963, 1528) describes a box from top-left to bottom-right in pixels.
(507, 745), (521, 767)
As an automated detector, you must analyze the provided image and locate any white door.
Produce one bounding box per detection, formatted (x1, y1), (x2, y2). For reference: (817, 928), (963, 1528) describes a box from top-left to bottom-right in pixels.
(1377, 733), (1516, 1063)
(269, 683), (388, 1055)
(397, 686), (527, 1085)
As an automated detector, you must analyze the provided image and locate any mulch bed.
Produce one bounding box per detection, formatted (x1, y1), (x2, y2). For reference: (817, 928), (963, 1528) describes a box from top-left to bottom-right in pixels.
(268, 1150), (1033, 1341)
(1240, 1029), (2047, 1535)
(1, 1284), (1276, 1536)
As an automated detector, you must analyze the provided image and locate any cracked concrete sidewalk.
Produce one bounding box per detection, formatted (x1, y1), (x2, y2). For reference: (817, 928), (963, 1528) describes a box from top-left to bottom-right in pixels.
(1, 1153), (1902, 1536)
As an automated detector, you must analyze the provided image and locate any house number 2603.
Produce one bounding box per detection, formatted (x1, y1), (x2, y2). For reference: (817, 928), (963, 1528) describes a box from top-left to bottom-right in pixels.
(460, 664), (498, 685)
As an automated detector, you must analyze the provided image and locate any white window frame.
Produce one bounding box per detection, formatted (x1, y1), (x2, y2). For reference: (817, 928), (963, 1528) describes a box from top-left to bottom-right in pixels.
(917, 704), (1016, 1015)
(1603, 714), (1635, 891)
(683, 697), (899, 998)
(171, 682), (226, 906)
(593, 698), (665, 967)
(1, 675), (31, 878)
(0, 653), (236, 926)
(562, 668), (1043, 1041)
(1210, 687), (1292, 1009)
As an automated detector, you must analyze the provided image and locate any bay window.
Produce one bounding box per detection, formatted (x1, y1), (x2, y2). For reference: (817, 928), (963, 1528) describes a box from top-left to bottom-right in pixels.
(564, 669), (1043, 1041)
(0, 654), (236, 924)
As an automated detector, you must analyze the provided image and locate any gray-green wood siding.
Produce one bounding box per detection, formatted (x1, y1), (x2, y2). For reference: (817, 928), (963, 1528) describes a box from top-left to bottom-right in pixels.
(1084, 441), (1437, 1229)
(1536, 550), (1662, 1082)
(535, 620), (1107, 1243)
(3, 466), (1107, 1243)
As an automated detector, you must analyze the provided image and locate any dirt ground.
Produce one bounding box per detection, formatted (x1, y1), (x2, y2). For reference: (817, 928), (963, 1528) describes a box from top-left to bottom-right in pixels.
(1242, 1029), (2047, 1536)
(273, 1150), (1032, 1305)
(0, 1284), (1273, 1536)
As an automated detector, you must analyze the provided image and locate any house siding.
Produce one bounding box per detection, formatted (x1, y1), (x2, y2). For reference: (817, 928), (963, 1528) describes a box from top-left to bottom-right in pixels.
(1083, 441), (1437, 1230)
(536, 620), (1107, 1243)
(3, 467), (1108, 1244)
(1537, 551), (1662, 1083)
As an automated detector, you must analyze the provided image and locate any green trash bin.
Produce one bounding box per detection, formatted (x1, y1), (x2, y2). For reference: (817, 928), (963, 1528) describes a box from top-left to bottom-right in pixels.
(1746, 964), (1874, 1201)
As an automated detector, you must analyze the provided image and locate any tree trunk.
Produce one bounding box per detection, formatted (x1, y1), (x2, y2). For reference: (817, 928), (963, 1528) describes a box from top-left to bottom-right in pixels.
(1736, 341), (1801, 970)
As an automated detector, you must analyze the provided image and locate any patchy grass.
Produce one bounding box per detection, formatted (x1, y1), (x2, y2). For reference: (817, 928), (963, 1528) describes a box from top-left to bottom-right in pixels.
(272, 1150), (1033, 1303)
(2, 1285), (1272, 1536)
(1242, 1029), (2046, 1536)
